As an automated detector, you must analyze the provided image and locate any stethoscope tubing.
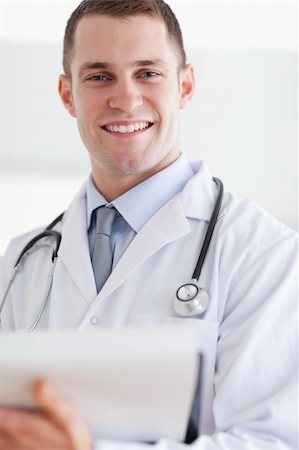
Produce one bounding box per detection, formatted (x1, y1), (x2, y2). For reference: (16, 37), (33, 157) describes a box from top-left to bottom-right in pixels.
(0, 272), (17, 318)
(0, 218), (63, 331)
(15, 230), (62, 267)
(192, 177), (223, 282)
(27, 258), (58, 332)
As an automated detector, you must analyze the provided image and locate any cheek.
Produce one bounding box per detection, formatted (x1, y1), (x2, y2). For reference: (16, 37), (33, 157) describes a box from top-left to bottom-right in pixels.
(157, 87), (181, 117)
(146, 80), (180, 109)
(158, 94), (181, 130)
(74, 90), (105, 120)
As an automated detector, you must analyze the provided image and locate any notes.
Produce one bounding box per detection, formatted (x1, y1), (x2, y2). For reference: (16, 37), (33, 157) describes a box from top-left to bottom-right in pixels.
(0, 324), (199, 442)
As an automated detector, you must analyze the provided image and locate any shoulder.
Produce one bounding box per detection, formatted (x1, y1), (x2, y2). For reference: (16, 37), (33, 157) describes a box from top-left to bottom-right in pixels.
(182, 161), (297, 248)
(221, 191), (297, 248)
(0, 225), (48, 283)
(217, 191), (298, 299)
(1, 180), (88, 266)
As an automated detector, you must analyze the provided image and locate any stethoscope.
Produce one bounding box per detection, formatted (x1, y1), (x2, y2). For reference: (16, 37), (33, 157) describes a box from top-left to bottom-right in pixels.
(173, 177), (223, 317)
(0, 178), (223, 331)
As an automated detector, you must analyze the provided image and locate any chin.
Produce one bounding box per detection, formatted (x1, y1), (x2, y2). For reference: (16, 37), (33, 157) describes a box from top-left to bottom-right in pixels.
(90, 144), (170, 178)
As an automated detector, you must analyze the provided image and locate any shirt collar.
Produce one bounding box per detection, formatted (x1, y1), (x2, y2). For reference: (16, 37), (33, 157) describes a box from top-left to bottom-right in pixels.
(86, 153), (195, 232)
(86, 177), (107, 229)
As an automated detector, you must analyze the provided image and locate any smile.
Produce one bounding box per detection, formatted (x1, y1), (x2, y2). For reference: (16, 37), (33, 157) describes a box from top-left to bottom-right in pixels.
(102, 122), (153, 134)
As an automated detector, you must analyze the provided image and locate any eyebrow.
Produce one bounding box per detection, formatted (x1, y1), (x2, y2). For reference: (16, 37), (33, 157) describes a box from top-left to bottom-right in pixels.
(78, 59), (169, 77)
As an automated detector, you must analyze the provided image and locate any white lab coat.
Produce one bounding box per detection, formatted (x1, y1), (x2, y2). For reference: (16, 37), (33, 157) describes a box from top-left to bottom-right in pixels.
(0, 161), (298, 450)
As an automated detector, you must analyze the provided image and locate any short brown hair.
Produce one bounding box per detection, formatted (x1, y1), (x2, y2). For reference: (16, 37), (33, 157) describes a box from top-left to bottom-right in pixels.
(63, 0), (186, 78)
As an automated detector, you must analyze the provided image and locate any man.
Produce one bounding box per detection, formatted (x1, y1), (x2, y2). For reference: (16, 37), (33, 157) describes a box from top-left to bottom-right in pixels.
(0, 0), (297, 449)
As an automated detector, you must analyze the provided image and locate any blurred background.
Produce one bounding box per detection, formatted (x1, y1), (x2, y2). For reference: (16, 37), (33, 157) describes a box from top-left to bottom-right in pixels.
(0, 0), (297, 254)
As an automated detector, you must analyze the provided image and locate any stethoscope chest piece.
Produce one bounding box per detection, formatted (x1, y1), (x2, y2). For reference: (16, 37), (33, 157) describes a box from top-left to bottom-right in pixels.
(173, 282), (209, 317)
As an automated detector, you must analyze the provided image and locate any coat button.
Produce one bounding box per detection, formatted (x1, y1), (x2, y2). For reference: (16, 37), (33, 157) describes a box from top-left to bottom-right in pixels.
(90, 316), (99, 325)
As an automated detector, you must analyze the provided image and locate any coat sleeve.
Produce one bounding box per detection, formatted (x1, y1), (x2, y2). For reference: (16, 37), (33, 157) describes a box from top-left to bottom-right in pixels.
(92, 233), (298, 450)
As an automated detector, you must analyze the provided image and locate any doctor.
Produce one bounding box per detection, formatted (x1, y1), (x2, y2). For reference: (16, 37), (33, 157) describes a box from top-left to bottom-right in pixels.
(0, 0), (298, 449)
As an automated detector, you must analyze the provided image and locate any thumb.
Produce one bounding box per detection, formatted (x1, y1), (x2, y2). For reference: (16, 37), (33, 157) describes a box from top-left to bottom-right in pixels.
(34, 379), (92, 450)
(34, 379), (71, 426)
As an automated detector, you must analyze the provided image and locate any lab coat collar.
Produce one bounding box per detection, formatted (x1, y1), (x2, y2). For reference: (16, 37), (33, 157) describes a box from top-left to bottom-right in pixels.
(57, 160), (225, 306)
(180, 161), (224, 222)
(85, 160), (225, 305)
(57, 179), (192, 306)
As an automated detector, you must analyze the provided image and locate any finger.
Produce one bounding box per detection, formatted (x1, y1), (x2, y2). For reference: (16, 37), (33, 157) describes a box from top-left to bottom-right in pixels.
(34, 380), (73, 428)
(34, 380), (92, 450)
(0, 410), (14, 450)
(0, 434), (15, 450)
(0, 406), (71, 450)
(0, 406), (21, 438)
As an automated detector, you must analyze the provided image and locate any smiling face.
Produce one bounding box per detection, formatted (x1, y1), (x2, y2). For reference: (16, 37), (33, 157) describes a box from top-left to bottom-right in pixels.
(59, 14), (195, 198)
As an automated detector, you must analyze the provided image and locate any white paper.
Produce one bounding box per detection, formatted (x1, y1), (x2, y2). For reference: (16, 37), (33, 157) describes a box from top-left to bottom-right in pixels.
(0, 324), (199, 442)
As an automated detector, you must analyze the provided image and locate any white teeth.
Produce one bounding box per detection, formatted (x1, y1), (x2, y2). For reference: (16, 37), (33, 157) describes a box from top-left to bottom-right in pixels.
(104, 122), (151, 133)
(127, 124), (135, 133)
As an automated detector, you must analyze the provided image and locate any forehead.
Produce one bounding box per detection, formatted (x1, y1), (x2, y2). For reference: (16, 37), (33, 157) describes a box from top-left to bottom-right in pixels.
(71, 14), (178, 72)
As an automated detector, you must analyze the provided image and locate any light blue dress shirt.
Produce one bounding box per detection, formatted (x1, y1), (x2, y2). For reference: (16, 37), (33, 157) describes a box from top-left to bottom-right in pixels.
(86, 154), (195, 269)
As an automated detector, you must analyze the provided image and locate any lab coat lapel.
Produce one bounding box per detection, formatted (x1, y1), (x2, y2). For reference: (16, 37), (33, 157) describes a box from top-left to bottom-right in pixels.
(181, 161), (221, 221)
(57, 162), (223, 307)
(97, 195), (191, 299)
(58, 186), (96, 304)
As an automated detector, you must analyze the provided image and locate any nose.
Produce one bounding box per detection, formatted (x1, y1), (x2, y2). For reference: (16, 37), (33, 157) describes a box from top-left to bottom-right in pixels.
(108, 78), (143, 112)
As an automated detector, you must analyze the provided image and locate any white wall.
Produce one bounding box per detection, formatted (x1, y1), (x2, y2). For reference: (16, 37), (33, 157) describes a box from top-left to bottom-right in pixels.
(0, 1), (297, 254)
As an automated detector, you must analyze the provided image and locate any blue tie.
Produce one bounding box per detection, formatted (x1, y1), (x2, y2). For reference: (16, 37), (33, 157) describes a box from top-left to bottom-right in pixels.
(91, 207), (118, 293)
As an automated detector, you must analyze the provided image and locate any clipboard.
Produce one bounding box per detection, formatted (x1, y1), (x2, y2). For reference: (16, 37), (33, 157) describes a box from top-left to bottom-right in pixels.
(0, 324), (200, 442)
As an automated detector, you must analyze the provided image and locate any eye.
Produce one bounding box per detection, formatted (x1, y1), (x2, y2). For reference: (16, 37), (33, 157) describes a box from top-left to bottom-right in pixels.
(140, 71), (159, 79)
(87, 74), (110, 82)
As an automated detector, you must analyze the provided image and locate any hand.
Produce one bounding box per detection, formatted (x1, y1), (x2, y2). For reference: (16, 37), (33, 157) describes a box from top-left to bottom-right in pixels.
(0, 380), (93, 450)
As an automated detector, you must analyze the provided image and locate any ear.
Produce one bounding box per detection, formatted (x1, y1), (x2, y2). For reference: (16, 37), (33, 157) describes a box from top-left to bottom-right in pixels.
(58, 74), (76, 117)
(179, 63), (195, 109)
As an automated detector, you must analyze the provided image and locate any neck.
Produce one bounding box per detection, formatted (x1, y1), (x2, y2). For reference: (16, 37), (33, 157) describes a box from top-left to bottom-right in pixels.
(91, 157), (179, 202)
(93, 172), (151, 202)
